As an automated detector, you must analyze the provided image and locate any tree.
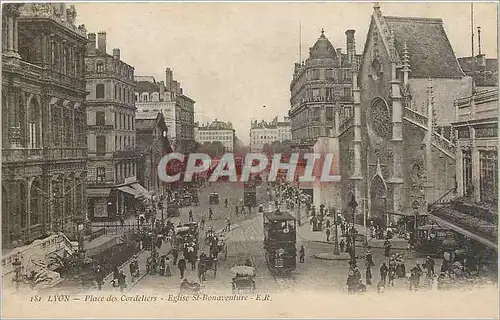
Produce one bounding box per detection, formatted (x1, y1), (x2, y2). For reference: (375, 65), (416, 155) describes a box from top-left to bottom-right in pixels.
(195, 141), (226, 157)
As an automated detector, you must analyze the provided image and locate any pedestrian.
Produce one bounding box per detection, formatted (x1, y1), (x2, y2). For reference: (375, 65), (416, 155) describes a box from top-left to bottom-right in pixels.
(117, 269), (127, 292)
(177, 256), (186, 279)
(198, 261), (206, 283)
(384, 239), (391, 257)
(425, 256), (435, 278)
(95, 265), (104, 290)
(299, 246), (305, 263)
(165, 257), (172, 277)
(340, 239), (345, 252)
(225, 198), (228, 208)
(189, 210), (193, 222)
(365, 246), (375, 267)
(172, 246), (179, 265)
(235, 206), (239, 215)
(159, 256), (166, 276)
(388, 260), (396, 287)
(380, 262), (388, 285)
(326, 228), (331, 242)
(208, 208), (213, 221)
(112, 265), (120, 287)
(365, 262), (372, 286)
(226, 218), (231, 232)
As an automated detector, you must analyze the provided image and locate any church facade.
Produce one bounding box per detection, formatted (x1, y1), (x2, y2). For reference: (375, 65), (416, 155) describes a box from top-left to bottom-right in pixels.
(344, 4), (473, 226)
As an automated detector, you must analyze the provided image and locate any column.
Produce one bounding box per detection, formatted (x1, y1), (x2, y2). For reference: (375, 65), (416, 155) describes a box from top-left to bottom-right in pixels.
(26, 179), (32, 242)
(456, 147), (464, 196)
(389, 62), (404, 222)
(7, 16), (14, 54)
(471, 128), (481, 202)
(13, 15), (19, 55)
(48, 179), (54, 231)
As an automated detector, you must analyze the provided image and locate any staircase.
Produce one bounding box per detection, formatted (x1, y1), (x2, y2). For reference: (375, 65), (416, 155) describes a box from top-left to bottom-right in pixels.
(401, 83), (457, 161)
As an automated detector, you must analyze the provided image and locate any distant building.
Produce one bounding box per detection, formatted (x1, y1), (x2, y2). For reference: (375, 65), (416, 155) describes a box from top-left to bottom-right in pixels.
(135, 68), (196, 154)
(249, 116), (291, 152)
(85, 31), (148, 221)
(457, 27), (498, 91)
(289, 29), (361, 148)
(2, 3), (88, 247)
(135, 111), (170, 196)
(195, 120), (235, 152)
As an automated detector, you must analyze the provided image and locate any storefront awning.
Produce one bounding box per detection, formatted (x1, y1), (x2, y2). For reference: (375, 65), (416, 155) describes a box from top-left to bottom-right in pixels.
(130, 183), (152, 199)
(117, 186), (140, 198)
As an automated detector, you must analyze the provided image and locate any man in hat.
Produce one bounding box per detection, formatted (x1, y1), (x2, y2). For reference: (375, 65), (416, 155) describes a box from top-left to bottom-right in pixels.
(95, 265), (105, 290)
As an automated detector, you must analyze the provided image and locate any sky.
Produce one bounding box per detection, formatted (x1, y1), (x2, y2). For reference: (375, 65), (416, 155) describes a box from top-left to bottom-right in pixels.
(75, 1), (498, 144)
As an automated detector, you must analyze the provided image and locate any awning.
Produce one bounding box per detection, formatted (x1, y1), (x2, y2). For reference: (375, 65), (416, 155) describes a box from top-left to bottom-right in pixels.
(117, 186), (140, 198)
(87, 188), (111, 197)
(130, 183), (152, 199)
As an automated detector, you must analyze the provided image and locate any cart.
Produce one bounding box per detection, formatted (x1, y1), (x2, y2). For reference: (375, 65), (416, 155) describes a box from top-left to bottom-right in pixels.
(231, 266), (256, 294)
(209, 192), (220, 205)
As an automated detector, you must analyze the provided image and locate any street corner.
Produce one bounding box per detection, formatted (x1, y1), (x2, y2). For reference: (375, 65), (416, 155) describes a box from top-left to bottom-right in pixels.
(313, 252), (352, 261)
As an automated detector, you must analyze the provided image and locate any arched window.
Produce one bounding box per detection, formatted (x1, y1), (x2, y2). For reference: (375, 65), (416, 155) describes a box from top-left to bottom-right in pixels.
(118, 86), (122, 100)
(122, 88), (125, 102)
(135, 93), (139, 101)
(28, 97), (41, 149)
(96, 135), (106, 156)
(114, 85), (117, 99)
(51, 102), (62, 147)
(152, 92), (160, 101)
(30, 180), (41, 226)
(96, 84), (105, 99)
(142, 93), (149, 101)
(96, 61), (104, 72)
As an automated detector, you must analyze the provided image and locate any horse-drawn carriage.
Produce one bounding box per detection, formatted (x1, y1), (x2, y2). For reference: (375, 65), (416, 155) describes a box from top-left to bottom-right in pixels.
(198, 254), (218, 280)
(231, 265), (256, 294)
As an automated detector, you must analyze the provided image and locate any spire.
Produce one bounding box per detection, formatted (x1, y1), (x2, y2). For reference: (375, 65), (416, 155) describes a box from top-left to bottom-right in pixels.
(402, 41), (410, 67)
(374, 2), (381, 13)
(321, 28), (325, 36)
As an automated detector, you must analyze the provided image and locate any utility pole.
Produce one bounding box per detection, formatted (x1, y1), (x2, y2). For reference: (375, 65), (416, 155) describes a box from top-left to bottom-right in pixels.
(332, 207), (340, 255)
(348, 194), (358, 264)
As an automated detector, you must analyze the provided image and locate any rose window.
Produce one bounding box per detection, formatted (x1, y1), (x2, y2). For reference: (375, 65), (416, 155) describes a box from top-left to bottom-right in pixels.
(369, 98), (391, 141)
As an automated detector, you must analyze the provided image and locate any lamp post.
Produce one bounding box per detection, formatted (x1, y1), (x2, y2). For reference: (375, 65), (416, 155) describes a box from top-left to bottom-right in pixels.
(348, 194), (358, 264)
(12, 256), (22, 291)
(332, 207), (340, 255)
(412, 200), (419, 235)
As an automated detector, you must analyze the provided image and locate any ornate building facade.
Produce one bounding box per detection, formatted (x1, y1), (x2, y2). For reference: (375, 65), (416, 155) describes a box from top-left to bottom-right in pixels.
(2, 4), (88, 248)
(249, 117), (291, 152)
(195, 120), (236, 152)
(346, 4), (473, 226)
(289, 29), (361, 149)
(135, 68), (196, 154)
(135, 111), (170, 196)
(85, 31), (146, 221)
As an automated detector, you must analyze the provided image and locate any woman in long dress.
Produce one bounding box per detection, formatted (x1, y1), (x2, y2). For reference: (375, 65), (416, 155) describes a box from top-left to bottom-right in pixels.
(165, 257), (172, 277)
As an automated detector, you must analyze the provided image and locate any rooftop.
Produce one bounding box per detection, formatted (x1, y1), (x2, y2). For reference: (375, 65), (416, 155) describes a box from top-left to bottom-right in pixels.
(384, 15), (465, 78)
(309, 29), (337, 60)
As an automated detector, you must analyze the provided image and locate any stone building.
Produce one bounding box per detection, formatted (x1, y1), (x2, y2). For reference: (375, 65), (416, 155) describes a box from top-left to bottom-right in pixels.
(426, 88), (497, 249)
(249, 117), (291, 152)
(342, 4), (473, 226)
(289, 29), (361, 149)
(85, 31), (147, 221)
(135, 111), (170, 196)
(2, 4), (88, 247)
(195, 120), (236, 152)
(135, 68), (196, 154)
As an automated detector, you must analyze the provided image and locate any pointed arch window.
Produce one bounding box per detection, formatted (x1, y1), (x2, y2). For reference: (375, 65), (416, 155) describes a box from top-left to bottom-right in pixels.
(30, 180), (41, 225)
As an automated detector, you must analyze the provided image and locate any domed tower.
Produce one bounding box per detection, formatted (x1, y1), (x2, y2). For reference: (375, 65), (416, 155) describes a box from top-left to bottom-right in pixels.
(289, 29), (357, 149)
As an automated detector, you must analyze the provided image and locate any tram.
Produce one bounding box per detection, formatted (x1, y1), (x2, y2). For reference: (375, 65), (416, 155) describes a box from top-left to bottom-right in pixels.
(263, 209), (297, 274)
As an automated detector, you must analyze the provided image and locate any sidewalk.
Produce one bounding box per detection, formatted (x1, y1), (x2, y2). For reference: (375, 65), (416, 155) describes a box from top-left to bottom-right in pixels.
(297, 220), (409, 250)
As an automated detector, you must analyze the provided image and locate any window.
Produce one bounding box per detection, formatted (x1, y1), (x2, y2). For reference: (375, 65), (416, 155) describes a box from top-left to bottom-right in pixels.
(114, 85), (117, 99)
(96, 135), (106, 156)
(51, 41), (56, 64)
(96, 61), (104, 72)
(326, 69), (334, 80)
(326, 88), (335, 98)
(118, 86), (122, 100)
(96, 167), (106, 183)
(96, 84), (105, 99)
(122, 88), (126, 102)
(463, 150), (472, 196)
(119, 136), (122, 149)
(326, 107), (334, 121)
(96, 111), (105, 126)
(480, 151), (498, 204)
(115, 135), (118, 150)
(312, 69), (320, 80)
(62, 46), (68, 73)
(344, 87), (352, 98)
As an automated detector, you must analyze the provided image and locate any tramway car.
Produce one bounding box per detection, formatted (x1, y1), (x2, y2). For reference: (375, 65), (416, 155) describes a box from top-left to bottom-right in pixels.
(263, 209), (297, 274)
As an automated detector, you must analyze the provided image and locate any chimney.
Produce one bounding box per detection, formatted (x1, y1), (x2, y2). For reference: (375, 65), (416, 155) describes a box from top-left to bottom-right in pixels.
(87, 33), (96, 53)
(159, 81), (165, 99)
(112, 48), (120, 60)
(165, 67), (173, 91)
(172, 80), (178, 94)
(477, 26), (482, 56)
(345, 29), (356, 64)
(97, 31), (106, 53)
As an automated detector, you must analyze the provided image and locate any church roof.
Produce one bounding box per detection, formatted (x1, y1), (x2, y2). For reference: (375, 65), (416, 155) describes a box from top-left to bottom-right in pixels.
(384, 16), (465, 78)
(309, 29), (337, 60)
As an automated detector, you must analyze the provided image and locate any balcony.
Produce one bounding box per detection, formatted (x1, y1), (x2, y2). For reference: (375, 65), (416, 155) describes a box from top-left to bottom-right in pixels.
(87, 124), (114, 132)
(2, 147), (86, 163)
(113, 147), (140, 158)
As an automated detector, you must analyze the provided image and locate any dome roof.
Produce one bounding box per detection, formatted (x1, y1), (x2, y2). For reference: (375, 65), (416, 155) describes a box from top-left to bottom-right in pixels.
(309, 29), (337, 59)
(208, 119), (233, 130)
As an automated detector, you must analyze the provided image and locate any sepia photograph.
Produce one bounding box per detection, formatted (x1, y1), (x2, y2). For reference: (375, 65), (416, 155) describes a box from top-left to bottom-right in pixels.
(1, 1), (498, 318)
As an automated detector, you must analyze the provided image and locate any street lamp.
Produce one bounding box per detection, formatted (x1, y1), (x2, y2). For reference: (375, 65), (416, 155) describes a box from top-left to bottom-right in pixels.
(348, 194), (358, 264)
(331, 207), (340, 255)
(12, 256), (22, 291)
(412, 200), (419, 235)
